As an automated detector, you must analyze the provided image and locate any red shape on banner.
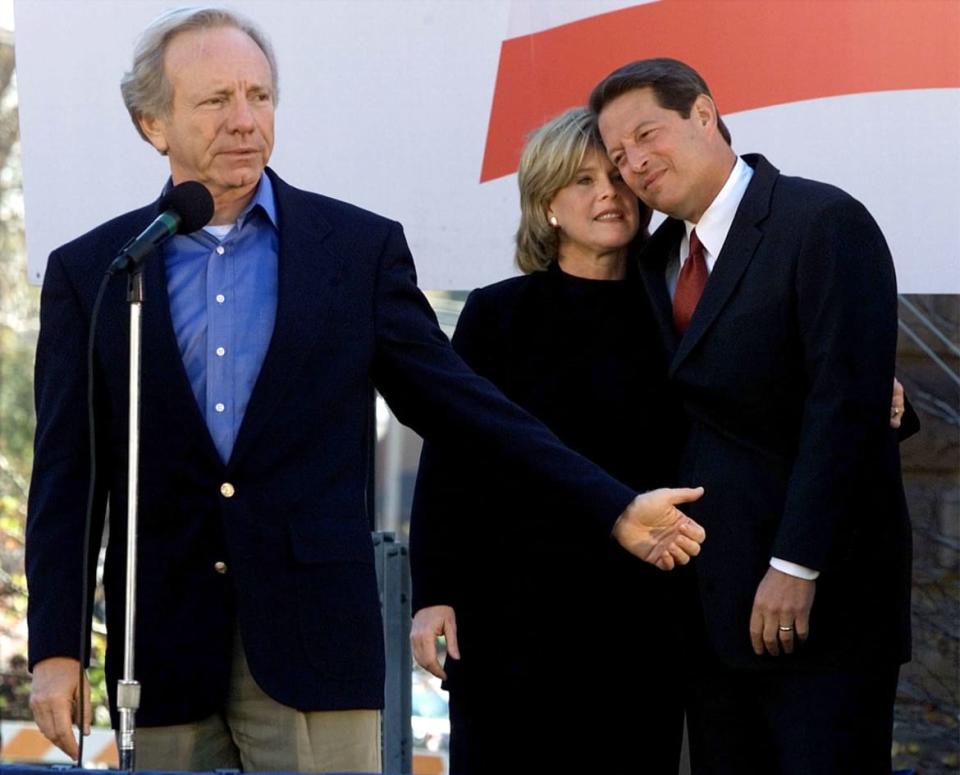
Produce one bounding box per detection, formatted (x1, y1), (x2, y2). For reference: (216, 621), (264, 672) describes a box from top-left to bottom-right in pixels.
(480, 0), (960, 182)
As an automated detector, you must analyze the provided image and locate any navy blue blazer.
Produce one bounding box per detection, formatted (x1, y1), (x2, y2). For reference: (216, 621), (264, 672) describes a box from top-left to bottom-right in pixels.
(639, 155), (912, 669)
(26, 169), (637, 725)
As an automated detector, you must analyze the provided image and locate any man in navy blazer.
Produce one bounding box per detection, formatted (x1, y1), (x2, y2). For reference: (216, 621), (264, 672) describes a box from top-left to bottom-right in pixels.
(26, 11), (706, 772)
(593, 59), (912, 774)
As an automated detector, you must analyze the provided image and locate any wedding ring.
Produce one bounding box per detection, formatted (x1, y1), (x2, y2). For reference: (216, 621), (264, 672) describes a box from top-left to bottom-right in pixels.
(778, 625), (794, 632)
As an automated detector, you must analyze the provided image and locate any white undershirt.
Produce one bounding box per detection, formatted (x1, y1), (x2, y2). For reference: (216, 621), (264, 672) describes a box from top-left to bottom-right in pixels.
(203, 222), (235, 240)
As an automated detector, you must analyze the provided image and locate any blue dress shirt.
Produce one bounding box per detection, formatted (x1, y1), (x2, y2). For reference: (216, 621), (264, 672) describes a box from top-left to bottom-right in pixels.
(164, 174), (279, 463)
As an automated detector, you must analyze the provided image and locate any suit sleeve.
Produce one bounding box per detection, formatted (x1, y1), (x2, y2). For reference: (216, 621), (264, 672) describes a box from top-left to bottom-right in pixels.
(772, 196), (899, 569)
(26, 251), (109, 669)
(369, 223), (636, 536)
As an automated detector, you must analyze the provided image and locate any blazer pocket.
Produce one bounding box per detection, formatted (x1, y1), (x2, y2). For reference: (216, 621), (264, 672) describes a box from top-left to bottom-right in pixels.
(295, 560), (383, 677)
(288, 519), (382, 677)
(287, 517), (375, 565)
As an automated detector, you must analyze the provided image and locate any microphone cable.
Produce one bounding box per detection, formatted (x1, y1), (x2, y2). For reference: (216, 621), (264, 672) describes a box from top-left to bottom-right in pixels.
(75, 268), (113, 766)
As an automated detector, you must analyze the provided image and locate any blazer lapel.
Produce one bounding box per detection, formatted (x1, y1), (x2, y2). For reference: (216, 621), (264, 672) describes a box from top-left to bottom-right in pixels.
(228, 171), (342, 468)
(670, 155), (776, 374)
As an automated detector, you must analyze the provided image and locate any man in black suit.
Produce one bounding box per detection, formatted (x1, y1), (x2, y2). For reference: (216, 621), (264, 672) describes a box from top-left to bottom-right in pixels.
(591, 59), (912, 774)
(25, 13), (706, 772)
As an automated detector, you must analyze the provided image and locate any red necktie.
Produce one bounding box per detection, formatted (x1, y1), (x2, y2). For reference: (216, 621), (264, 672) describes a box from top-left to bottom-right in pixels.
(673, 229), (708, 334)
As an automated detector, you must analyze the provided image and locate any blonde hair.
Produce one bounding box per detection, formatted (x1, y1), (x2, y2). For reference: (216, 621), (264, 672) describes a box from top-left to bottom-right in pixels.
(515, 107), (605, 273)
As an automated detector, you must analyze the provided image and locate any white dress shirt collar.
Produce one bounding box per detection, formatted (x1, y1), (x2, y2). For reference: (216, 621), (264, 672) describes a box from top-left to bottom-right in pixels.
(681, 155), (754, 272)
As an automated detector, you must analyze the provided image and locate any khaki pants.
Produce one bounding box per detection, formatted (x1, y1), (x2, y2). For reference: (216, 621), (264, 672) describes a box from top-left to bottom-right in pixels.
(134, 632), (381, 773)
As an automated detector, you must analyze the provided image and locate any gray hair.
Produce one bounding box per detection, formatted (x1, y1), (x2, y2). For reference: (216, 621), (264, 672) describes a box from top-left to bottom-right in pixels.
(120, 6), (279, 143)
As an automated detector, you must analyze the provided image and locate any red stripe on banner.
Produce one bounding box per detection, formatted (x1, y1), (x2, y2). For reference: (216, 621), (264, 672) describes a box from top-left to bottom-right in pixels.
(480, 0), (960, 182)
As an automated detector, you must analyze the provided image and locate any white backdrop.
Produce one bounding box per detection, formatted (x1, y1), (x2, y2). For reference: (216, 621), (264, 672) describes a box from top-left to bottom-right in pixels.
(14, 0), (960, 292)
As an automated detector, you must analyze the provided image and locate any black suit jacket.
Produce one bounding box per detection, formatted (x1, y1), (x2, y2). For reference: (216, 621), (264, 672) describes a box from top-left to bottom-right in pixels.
(640, 154), (912, 669)
(26, 170), (638, 725)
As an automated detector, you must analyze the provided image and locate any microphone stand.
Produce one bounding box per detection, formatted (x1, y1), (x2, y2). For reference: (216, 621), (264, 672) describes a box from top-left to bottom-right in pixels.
(116, 263), (144, 771)
(101, 183), (213, 770)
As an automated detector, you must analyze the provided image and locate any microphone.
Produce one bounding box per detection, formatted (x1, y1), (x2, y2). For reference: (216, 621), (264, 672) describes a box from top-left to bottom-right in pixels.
(108, 180), (215, 275)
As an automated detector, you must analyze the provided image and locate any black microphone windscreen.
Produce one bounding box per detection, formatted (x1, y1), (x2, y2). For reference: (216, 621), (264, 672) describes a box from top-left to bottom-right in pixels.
(158, 181), (215, 234)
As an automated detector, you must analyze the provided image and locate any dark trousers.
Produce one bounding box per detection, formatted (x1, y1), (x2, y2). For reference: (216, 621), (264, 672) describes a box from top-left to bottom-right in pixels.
(685, 661), (900, 775)
(448, 676), (684, 774)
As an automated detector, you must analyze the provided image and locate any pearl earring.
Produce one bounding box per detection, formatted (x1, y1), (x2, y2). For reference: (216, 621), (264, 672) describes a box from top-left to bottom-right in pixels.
(548, 215), (559, 227)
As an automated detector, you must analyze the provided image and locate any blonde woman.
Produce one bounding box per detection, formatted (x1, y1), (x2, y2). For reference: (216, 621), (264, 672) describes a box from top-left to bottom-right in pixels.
(410, 108), (686, 774)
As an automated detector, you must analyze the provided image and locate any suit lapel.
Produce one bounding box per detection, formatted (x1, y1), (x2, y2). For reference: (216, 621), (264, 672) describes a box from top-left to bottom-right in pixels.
(670, 155), (777, 374)
(637, 218), (682, 355)
(228, 171), (342, 468)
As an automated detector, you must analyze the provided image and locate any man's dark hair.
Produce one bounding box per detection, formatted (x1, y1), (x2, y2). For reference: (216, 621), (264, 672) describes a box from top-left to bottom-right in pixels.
(588, 58), (732, 146)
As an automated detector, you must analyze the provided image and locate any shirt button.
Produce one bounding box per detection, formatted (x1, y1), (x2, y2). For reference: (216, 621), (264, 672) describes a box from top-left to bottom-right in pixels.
(216, 347), (226, 357)
(216, 246), (225, 255)
(215, 402), (225, 413)
(216, 294), (226, 304)
(220, 482), (235, 498)
(214, 561), (228, 574)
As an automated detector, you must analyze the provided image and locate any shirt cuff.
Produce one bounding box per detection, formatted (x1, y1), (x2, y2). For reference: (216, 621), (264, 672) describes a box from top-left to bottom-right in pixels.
(770, 557), (820, 580)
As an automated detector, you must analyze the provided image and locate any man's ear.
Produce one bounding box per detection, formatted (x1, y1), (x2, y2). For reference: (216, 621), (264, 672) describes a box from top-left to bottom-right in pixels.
(692, 93), (719, 134)
(138, 113), (169, 155)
